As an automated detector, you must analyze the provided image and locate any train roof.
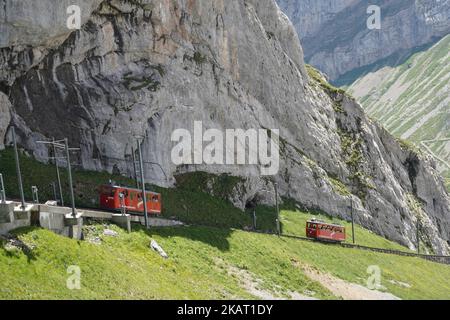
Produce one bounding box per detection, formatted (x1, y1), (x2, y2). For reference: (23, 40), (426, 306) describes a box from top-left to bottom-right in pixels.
(307, 219), (344, 228)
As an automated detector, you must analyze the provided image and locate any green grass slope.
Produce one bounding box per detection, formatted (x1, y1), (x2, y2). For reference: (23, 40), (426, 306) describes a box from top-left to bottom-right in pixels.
(348, 35), (450, 190)
(1, 218), (450, 300)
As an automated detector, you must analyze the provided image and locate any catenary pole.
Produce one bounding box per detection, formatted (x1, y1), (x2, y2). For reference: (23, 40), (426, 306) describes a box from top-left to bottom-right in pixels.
(0, 173), (6, 203)
(137, 139), (149, 228)
(274, 182), (280, 236)
(65, 138), (76, 217)
(53, 138), (64, 206)
(12, 127), (25, 210)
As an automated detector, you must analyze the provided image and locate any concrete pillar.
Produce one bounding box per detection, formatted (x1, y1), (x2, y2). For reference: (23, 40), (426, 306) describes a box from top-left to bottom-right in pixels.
(64, 213), (83, 240)
(13, 204), (33, 221)
(112, 214), (131, 233)
(0, 202), (14, 224)
(0, 203), (32, 235)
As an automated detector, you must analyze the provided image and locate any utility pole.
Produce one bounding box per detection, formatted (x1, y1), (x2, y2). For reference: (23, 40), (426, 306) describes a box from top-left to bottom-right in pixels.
(131, 147), (139, 189)
(274, 182), (280, 236)
(31, 186), (39, 204)
(119, 192), (126, 216)
(64, 138), (76, 217)
(137, 139), (149, 229)
(0, 173), (6, 203)
(53, 138), (64, 206)
(417, 219), (420, 254)
(350, 198), (355, 244)
(12, 127), (26, 210)
(37, 138), (79, 216)
(50, 182), (57, 203)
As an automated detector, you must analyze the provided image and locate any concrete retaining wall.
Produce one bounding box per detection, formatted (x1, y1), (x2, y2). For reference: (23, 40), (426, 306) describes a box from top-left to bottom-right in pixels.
(0, 202), (32, 235)
(131, 215), (184, 227)
(0, 202), (83, 239)
(1, 201), (184, 240)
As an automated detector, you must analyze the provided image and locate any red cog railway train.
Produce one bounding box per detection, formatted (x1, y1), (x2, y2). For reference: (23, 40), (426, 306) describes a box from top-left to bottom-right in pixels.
(99, 185), (162, 215)
(306, 219), (346, 242)
(98, 184), (345, 244)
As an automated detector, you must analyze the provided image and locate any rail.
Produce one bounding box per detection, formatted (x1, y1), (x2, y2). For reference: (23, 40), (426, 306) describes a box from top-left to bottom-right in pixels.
(281, 233), (450, 265)
(4, 200), (450, 265)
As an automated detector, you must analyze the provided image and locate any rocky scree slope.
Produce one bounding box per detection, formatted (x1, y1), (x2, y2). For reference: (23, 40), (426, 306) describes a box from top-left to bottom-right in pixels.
(0, 0), (449, 254)
(277, 0), (450, 85)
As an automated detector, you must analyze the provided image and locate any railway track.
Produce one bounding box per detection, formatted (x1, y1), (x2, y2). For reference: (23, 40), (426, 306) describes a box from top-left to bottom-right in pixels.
(5, 200), (450, 265)
(281, 233), (450, 265)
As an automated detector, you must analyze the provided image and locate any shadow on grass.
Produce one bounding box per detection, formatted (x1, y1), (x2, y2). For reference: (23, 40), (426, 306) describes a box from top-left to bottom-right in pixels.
(1, 227), (38, 262)
(133, 223), (234, 252)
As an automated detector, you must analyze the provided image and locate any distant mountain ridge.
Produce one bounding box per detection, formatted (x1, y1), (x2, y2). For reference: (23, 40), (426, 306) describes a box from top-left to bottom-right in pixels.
(348, 34), (450, 191)
(277, 0), (450, 85)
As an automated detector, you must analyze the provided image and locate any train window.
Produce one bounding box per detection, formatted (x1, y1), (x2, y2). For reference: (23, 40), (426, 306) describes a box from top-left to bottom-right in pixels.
(153, 195), (159, 203)
(100, 186), (115, 196)
(130, 192), (134, 201)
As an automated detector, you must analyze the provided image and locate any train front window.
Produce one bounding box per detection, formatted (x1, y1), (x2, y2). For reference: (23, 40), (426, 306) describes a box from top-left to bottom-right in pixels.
(101, 186), (115, 197)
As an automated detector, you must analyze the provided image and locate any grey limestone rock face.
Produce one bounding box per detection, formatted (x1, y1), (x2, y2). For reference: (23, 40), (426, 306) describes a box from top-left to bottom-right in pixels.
(0, 92), (11, 150)
(0, 0), (449, 254)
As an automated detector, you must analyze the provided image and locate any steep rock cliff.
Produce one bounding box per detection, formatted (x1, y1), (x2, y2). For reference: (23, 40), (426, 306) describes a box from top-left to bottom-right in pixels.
(0, 0), (449, 254)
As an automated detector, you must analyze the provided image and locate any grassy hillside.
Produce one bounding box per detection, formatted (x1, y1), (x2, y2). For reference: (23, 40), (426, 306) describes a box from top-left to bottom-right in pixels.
(2, 146), (450, 300)
(348, 35), (450, 190)
(1, 212), (450, 300)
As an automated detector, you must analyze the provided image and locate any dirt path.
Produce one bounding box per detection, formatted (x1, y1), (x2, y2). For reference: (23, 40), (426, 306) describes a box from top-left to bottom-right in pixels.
(227, 265), (317, 300)
(213, 257), (317, 300)
(303, 266), (400, 300)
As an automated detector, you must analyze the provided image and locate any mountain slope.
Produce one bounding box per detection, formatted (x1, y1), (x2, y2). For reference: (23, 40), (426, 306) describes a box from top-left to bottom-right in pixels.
(2, 210), (450, 300)
(348, 35), (450, 191)
(277, 0), (450, 85)
(0, 0), (449, 254)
